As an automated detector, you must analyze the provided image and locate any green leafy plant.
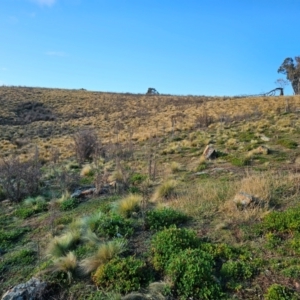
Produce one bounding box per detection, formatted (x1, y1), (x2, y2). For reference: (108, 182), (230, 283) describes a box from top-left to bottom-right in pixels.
(94, 213), (134, 238)
(166, 248), (223, 300)
(92, 256), (152, 294)
(60, 198), (79, 211)
(15, 196), (48, 219)
(281, 265), (300, 279)
(129, 173), (147, 185)
(0, 249), (35, 274)
(220, 260), (258, 281)
(259, 206), (300, 234)
(0, 228), (29, 249)
(145, 207), (189, 231)
(15, 206), (36, 219)
(264, 284), (299, 300)
(150, 227), (200, 271)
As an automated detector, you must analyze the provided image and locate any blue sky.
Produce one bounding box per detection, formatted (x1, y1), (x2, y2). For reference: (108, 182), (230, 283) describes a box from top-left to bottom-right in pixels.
(0, 0), (299, 95)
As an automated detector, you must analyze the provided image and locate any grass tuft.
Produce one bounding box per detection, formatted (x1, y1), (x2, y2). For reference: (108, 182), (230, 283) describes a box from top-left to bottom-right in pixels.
(152, 179), (178, 202)
(52, 251), (77, 283)
(80, 239), (127, 274)
(47, 230), (81, 258)
(114, 194), (142, 218)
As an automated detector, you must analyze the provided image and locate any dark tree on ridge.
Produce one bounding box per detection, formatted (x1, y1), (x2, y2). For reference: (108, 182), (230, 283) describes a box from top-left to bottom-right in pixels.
(278, 56), (300, 95)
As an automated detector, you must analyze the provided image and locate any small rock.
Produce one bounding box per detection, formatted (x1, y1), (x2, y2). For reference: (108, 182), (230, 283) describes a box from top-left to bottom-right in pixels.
(203, 144), (217, 160)
(255, 145), (269, 155)
(195, 171), (208, 175)
(70, 190), (81, 198)
(260, 134), (270, 142)
(233, 192), (257, 208)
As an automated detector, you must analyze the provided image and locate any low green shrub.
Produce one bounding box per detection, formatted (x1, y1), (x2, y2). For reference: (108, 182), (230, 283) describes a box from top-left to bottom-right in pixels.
(166, 248), (223, 300)
(200, 242), (239, 261)
(60, 198), (79, 211)
(0, 227), (29, 249)
(129, 173), (147, 185)
(220, 258), (261, 291)
(15, 207), (36, 219)
(92, 256), (152, 294)
(150, 227), (200, 271)
(220, 260), (258, 281)
(0, 249), (35, 273)
(264, 284), (299, 300)
(259, 206), (300, 234)
(265, 233), (283, 250)
(145, 208), (189, 231)
(281, 265), (300, 279)
(94, 213), (134, 238)
(15, 196), (48, 219)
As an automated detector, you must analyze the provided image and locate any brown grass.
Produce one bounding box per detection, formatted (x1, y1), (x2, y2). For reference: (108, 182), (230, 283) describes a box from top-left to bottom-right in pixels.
(1, 86), (300, 161)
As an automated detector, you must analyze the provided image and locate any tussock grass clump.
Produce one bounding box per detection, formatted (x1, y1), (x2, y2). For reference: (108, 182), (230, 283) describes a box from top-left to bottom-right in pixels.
(152, 179), (178, 202)
(81, 212), (104, 232)
(24, 195), (46, 207)
(80, 239), (127, 274)
(80, 164), (94, 177)
(52, 251), (78, 283)
(47, 230), (81, 258)
(113, 194), (142, 218)
(169, 161), (182, 173)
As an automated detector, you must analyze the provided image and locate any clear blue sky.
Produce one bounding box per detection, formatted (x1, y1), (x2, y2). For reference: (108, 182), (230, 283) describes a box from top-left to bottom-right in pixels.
(0, 0), (299, 95)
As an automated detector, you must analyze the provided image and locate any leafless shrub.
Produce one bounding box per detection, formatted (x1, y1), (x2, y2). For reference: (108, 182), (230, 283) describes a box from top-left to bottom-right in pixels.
(0, 149), (42, 202)
(73, 129), (103, 164)
(51, 166), (80, 193)
(194, 111), (214, 128)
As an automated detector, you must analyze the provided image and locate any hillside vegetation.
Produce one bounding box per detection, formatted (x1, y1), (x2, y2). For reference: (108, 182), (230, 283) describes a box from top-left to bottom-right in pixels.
(1, 86), (300, 299)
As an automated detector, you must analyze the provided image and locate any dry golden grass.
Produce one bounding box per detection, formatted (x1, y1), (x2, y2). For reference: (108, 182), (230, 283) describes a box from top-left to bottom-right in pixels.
(80, 164), (93, 177)
(51, 251), (77, 283)
(1, 86), (300, 161)
(171, 179), (235, 217)
(114, 194), (142, 218)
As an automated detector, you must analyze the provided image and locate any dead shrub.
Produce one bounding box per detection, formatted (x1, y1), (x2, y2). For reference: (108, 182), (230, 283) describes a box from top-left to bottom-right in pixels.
(194, 112), (214, 128)
(0, 150), (42, 202)
(73, 129), (103, 164)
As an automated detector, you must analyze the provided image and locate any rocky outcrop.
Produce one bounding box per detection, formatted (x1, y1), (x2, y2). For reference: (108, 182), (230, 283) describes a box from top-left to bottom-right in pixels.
(1, 277), (47, 300)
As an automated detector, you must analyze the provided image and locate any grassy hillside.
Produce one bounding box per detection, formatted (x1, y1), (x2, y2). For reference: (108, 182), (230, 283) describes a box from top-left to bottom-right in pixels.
(1, 86), (300, 299)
